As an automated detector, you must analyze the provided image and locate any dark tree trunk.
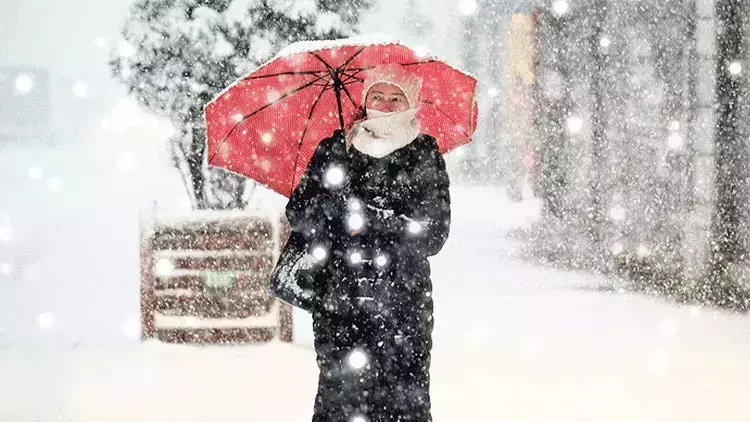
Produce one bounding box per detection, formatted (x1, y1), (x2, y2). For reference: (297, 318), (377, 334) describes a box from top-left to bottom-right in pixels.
(188, 120), (208, 209)
(536, 8), (569, 219)
(685, 0), (698, 212)
(706, 0), (750, 310)
(587, 0), (608, 249)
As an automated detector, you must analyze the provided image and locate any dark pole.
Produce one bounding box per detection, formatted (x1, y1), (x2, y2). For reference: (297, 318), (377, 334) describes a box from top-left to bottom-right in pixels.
(685, 0), (698, 212)
(588, 0), (608, 251)
(333, 70), (345, 130)
(707, 0), (750, 308)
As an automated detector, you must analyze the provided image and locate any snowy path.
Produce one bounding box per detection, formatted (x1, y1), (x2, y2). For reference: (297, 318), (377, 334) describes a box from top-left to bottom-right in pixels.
(2, 188), (750, 421)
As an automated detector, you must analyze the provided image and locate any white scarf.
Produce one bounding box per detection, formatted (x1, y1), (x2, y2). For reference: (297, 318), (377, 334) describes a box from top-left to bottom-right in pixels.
(347, 108), (420, 158)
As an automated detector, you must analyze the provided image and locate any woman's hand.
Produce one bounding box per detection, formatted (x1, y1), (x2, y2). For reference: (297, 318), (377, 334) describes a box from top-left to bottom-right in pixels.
(354, 139), (451, 257)
(332, 129), (345, 142)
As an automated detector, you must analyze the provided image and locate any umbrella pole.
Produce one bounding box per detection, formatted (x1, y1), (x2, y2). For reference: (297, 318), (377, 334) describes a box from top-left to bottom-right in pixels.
(333, 71), (345, 130)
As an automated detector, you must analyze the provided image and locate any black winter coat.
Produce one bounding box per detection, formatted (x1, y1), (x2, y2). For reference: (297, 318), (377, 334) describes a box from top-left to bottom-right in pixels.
(279, 130), (451, 422)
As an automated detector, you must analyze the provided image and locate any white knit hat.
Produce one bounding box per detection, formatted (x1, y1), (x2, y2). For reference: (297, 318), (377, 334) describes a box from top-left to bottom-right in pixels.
(361, 64), (423, 109)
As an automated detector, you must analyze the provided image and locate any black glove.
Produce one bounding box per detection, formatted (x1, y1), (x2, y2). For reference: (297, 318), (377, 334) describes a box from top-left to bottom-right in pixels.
(329, 129), (348, 154)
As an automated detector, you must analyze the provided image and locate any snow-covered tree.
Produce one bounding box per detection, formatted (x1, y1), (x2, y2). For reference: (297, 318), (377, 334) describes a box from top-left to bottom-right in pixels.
(110, 0), (372, 209)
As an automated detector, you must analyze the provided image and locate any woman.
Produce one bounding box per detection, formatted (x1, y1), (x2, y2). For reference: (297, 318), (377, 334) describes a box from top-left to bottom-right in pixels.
(275, 64), (451, 422)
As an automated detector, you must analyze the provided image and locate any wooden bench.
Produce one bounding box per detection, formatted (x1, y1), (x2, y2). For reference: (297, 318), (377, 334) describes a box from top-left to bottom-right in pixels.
(140, 211), (292, 344)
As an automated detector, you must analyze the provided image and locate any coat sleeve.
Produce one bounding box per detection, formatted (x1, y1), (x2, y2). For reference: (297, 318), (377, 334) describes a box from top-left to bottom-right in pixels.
(368, 139), (451, 257)
(285, 131), (346, 243)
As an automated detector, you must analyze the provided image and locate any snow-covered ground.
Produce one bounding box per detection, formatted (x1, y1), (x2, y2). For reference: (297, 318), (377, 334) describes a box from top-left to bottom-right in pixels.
(2, 176), (750, 421)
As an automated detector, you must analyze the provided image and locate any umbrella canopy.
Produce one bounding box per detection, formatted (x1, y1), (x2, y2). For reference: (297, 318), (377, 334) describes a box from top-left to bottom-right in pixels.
(204, 36), (478, 197)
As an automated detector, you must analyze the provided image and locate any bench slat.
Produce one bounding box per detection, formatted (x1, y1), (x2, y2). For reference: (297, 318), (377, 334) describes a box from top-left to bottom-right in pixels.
(155, 274), (270, 290)
(155, 294), (273, 318)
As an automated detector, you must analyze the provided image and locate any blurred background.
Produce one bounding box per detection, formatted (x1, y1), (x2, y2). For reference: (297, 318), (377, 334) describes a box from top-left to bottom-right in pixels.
(2, 0), (750, 421)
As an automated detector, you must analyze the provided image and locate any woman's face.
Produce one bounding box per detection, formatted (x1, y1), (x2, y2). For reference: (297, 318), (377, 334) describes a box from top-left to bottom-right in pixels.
(365, 83), (409, 113)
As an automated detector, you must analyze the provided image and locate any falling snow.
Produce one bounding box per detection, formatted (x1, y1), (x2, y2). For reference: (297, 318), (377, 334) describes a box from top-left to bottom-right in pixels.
(4, 0), (750, 421)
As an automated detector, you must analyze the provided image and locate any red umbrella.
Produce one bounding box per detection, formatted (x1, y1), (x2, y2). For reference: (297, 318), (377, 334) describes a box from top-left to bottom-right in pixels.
(204, 37), (478, 197)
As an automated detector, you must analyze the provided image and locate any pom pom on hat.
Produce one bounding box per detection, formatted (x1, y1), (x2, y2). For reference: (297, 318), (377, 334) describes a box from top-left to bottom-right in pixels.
(361, 64), (423, 108)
